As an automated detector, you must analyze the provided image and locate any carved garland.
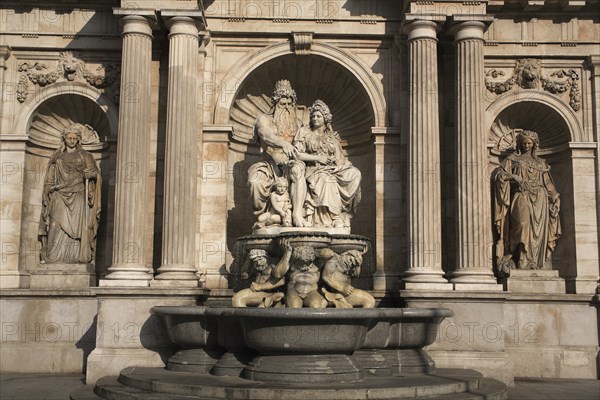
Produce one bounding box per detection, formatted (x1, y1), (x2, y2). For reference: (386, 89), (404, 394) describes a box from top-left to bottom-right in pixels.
(485, 58), (581, 111)
(17, 52), (120, 104)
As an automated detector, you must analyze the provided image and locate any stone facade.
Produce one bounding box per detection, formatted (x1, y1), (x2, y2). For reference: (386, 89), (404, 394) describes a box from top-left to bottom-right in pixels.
(0, 0), (599, 385)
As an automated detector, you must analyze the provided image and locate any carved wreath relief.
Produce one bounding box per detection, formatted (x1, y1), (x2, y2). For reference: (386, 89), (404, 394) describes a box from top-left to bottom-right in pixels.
(17, 51), (120, 104)
(485, 58), (581, 111)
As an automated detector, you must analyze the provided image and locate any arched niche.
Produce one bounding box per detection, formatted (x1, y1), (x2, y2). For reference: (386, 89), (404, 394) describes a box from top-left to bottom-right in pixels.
(19, 92), (117, 278)
(488, 100), (571, 154)
(225, 54), (377, 249)
(14, 81), (118, 138)
(487, 99), (577, 286)
(213, 41), (386, 128)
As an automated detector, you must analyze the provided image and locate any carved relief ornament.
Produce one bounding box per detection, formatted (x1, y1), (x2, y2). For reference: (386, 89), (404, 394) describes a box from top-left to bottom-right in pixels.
(485, 58), (581, 111)
(17, 52), (120, 104)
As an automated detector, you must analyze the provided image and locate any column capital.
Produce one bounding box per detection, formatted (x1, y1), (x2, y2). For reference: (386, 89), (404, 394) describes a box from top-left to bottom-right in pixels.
(162, 10), (205, 37)
(113, 9), (159, 37)
(403, 19), (441, 42)
(448, 16), (494, 42)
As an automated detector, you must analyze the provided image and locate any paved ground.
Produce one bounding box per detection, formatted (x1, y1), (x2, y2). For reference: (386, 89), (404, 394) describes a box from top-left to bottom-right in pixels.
(0, 373), (598, 400)
(507, 378), (600, 400)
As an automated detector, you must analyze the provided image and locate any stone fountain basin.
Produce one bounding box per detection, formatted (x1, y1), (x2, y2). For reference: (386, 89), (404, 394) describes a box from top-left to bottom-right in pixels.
(362, 308), (454, 349)
(222, 307), (377, 354)
(152, 306), (453, 352)
(152, 306), (225, 348)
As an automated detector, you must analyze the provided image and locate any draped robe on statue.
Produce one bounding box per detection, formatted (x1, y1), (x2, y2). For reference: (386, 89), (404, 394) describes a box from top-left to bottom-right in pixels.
(293, 127), (361, 228)
(494, 153), (561, 271)
(39, 149), (101, 263)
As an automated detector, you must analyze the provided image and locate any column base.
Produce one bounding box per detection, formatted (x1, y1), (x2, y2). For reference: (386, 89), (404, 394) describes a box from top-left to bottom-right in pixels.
(102, 264), (153, 283)
(451, 269), (502, 290)
(401, 269), (452, 290)
(154, 264), (199, 281)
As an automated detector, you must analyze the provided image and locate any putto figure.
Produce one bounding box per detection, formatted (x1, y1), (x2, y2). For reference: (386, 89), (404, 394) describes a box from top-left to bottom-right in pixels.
(254, 177), (292, 229)
(494, 130), (561, 275)
(39, 127), (101, 263)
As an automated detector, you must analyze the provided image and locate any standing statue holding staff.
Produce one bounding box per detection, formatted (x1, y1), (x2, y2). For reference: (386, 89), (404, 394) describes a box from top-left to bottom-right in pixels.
(39, 126), (101, 263)
(494, 130), (561, 275)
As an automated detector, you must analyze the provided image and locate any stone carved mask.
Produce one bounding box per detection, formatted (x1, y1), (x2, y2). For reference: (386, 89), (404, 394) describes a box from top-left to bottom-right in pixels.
(515, 59), (542, 89)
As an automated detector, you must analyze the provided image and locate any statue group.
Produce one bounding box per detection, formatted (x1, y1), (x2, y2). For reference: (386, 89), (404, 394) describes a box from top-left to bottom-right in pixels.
(232, 239), (375, 309)
(248, 80), (362, 231)
(39, 127), (101, 264)
(235, 80), (372, 308)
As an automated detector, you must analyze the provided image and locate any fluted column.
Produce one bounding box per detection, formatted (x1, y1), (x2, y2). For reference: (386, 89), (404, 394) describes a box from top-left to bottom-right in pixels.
(153, 14), (202, 285)
(402, 20), (451, 289)
(450, 21), (500, 289)
(102, 11), (156, 286)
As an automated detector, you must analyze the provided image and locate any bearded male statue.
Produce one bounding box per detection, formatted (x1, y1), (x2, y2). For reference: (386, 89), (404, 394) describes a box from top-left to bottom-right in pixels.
(248, 80), (310, 227)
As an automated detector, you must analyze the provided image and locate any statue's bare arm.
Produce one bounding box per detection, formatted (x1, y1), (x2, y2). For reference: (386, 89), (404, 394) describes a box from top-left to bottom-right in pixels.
(255, 115), (298, 158)
(252, 275), (285, 291)
(273, 240), (293, 279)
(322, 259), (352, 295)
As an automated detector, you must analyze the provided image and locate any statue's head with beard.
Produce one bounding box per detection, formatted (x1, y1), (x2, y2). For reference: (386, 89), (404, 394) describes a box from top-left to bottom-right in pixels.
(271, 80), (298, 139)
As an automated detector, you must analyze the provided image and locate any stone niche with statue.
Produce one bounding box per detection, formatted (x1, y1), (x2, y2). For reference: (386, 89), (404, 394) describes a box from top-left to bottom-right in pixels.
(23, 92), (112, 289)
(230, 80), (373, 310)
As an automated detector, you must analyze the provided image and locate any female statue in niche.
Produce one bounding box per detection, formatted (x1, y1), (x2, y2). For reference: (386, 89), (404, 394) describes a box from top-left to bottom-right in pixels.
(39, 126), (101, 263)
(494, 130), (561, 276)
(292, 100), (362, 228)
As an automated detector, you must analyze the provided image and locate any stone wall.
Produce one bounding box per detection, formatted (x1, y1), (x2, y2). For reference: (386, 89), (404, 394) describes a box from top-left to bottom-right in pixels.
(0, 0), (598, 385)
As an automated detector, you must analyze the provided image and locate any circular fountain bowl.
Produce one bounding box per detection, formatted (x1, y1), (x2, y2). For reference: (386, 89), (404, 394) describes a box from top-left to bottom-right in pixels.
(222, 307), (381, 383)
(362, 308), (454, 349)
(151, 306), (227, 373)
(223, 307), (379, 354)
(151, 306), (226, 347)
(355, 308), (454, 376)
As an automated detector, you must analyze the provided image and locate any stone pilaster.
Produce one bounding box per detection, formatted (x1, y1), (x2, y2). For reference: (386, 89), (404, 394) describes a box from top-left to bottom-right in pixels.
(402, 20), (451, 290)
(153, 13), (204, 286)
(372, 127), (402, 292)
(450, 21), (501, 290)
(586, 56), (600, 295)
(101, 11), (157, 286)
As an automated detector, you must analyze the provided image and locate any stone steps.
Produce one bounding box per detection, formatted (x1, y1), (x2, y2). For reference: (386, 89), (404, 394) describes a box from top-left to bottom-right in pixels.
(71, 367), (507, 400)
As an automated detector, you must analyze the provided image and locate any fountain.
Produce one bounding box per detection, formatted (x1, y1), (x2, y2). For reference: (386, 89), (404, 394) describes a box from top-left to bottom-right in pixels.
(71, 84), (507, 400)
